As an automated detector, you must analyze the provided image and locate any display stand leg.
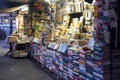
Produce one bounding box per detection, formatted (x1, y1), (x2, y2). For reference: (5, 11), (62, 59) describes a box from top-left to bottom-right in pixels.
(5, 43), (13, 56)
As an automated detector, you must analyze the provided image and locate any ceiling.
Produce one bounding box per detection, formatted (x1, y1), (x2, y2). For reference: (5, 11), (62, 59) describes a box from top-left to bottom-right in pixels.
(0, 0), (28, 10)
(0, 0), (47, 3)
(0, 5), (28, 13)
(0, 0), (31, 14)
(0, 0), (50, 14)
(0, 0), (30, 3)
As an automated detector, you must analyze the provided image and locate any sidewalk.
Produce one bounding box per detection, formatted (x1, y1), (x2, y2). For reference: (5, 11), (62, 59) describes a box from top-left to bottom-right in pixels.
(0, 40), (53, 80)
(0, 40), (9, 56)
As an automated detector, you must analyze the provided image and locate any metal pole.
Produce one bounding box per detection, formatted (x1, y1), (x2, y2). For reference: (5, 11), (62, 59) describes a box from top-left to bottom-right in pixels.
(9, 13), (13, 34)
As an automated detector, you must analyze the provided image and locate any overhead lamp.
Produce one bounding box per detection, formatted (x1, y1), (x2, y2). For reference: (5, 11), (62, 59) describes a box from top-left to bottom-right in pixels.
(21, 6), (28, 12)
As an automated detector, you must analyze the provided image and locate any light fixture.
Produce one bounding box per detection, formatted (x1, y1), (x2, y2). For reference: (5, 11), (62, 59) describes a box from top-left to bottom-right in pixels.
(20, 6), (28, 12)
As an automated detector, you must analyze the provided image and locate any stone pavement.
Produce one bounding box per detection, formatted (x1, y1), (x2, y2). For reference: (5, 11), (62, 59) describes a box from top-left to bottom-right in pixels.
(0, 40), (54, 80)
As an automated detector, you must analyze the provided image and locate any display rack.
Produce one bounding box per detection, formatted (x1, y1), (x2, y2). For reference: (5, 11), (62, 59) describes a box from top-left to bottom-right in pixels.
(28, 0), (120, 80)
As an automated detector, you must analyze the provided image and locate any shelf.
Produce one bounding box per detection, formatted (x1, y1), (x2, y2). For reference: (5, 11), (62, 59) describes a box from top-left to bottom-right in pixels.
(56, 12), (83, 17)
(68, 12), (83, 15)
(65, 1), (92, 5)
(65, 2), (84, 5)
